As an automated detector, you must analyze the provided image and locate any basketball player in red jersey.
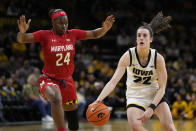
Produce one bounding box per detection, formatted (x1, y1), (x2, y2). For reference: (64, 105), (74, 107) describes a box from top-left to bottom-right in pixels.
(17, 9), (115, 131)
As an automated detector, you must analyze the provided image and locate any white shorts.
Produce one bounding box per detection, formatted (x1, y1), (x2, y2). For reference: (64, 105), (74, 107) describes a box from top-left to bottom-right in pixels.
(126, 98), (153, 111)
(126, 95), (168, 111)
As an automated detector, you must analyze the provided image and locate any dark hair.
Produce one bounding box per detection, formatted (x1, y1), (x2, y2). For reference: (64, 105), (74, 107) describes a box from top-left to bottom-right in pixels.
(139, 26), (154, 37)
(48, 9), (64, 18)
(139, 11), (172, 37)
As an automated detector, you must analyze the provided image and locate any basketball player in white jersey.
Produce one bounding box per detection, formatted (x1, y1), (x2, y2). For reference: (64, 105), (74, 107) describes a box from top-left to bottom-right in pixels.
(92, 12), (176, 131)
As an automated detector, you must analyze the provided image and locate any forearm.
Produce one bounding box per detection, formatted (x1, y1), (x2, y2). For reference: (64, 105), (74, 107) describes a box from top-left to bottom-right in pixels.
(17, 32), (25, 43)
(17, 32), (34, 43)
(151, 87), (165, 106)
(96, 80), (117, 101)
(93, 27), (108, 38)
(86, 27), (108, 39)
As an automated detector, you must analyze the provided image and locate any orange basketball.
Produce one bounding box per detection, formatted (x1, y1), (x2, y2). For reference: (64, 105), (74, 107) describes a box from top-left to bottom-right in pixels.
(86, 102), (110, 126)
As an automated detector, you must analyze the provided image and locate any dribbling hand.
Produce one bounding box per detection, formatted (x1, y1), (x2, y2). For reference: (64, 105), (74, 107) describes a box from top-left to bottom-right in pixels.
(17, 15), (31, 34)
(102, 15), (115, 32)
(89, 100), (102, 107)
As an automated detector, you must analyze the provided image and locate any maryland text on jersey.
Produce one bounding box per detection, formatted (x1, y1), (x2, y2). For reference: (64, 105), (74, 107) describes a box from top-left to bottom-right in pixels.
(51, 45), (74, 52)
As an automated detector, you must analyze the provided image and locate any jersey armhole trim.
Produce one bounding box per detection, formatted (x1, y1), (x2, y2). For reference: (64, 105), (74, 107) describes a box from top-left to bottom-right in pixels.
(155, 50), (157, 69)
(128, 49), (132, 66)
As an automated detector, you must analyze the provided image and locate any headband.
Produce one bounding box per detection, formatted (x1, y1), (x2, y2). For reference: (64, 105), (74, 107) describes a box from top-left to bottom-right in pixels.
(51, 11), (67, 21)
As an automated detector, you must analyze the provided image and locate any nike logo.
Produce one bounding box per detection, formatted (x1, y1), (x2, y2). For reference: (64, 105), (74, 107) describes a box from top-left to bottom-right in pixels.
(132, 64), (137, 66)
(91, 105), (101, 112)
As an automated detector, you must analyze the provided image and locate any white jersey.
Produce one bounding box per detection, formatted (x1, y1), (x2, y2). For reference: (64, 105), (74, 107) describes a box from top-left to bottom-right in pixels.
(126, 47), (159, 105)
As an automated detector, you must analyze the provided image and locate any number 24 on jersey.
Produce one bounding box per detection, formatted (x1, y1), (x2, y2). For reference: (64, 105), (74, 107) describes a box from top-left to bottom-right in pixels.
(56, 52), (70, 66)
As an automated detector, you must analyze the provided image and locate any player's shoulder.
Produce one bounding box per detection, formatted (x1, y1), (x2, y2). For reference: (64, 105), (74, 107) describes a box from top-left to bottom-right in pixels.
(156, 52), (165, 67)
(43, 30), (51, 34)
(67, 29), (80, 33)
(149, 48), (157, 54)
(119, 50), (130, 66)
(121, 50), (130, 58)
(35, 30), (51, 34)
(68, 29), (79, 33)
(150, 48), (162, 59)
(156, 52), (164, 61)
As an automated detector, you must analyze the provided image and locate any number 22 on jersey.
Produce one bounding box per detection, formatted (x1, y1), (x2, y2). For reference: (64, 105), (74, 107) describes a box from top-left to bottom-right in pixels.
(133, 75), (151, 85)
(56, 52), (70, 66)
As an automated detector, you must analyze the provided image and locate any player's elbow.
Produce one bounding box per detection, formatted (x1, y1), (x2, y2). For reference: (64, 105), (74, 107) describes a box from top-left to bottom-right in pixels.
(92, 34), (101, 39)
(95, 34), (102, 39)
(92, 30), (103, 39)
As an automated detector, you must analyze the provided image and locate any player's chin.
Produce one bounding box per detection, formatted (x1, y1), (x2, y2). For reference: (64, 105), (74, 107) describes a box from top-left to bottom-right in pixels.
(59, 30), (66, 34)
(138, 44), (146, 48)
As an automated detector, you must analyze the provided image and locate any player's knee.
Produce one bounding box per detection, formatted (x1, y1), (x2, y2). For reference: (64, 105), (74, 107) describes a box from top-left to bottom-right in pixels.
(65, 109), (79, 130)
(46, 90), (62, 105)
(52, 94), (62, 105)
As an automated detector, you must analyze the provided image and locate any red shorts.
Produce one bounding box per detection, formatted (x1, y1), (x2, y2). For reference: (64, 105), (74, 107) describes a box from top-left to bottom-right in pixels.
(38, 75), (77, 105)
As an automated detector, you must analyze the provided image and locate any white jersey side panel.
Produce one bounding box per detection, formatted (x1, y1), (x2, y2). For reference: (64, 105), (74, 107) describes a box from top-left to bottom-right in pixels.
(126, 47), (159, 102)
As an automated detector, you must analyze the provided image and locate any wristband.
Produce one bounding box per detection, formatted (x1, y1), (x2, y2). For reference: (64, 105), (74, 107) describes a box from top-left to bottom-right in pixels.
(148, 103), (156, 110)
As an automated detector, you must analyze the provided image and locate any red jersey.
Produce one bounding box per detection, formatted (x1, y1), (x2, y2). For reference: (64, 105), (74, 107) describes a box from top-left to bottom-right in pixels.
(33, 29), (86, 79)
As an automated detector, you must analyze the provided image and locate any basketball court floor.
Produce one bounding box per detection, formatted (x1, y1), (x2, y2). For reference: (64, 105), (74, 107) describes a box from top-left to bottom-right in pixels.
(0, 119), (196, 131)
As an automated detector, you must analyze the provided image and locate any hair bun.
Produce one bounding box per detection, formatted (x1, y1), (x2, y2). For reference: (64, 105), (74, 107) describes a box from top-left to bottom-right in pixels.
(142, 11), (172, 34)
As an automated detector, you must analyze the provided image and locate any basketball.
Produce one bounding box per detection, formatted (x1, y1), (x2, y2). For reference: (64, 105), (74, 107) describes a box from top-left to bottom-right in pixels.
(86, 102), (110, 126)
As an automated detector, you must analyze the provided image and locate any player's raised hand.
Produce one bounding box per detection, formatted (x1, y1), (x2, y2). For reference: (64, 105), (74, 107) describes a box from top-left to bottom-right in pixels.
(102, 15), (115, 32)
(17, 15), (31, 34)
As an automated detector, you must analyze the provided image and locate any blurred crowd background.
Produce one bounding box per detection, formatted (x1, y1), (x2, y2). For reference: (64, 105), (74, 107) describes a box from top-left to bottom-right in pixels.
(0, 0), (196, 124)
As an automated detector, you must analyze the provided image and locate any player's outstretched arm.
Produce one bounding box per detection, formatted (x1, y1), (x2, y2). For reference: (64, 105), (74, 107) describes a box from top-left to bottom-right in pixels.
(85, 15), (115, 39)
(95, 51), (130, 103)
(17, 15), (34, 43)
